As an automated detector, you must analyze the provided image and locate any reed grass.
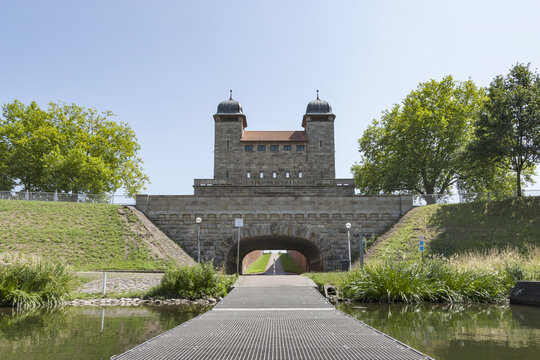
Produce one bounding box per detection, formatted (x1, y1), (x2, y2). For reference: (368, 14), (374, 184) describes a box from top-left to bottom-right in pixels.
(0, 256), (74, 308)
(340, 258), (514, 303)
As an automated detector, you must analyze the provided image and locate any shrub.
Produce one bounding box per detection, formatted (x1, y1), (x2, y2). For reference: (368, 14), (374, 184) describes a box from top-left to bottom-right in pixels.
(0, 258), (74, 308)
(153, 262), (233, 300)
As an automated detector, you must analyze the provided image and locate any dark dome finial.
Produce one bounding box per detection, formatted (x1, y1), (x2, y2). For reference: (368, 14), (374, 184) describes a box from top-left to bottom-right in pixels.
(305, 91), (332, 115)
(217, 91), (243, 115)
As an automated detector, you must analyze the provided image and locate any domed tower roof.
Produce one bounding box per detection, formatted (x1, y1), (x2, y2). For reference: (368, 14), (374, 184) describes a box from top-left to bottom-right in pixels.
(302, 90), (335, 128)
(305, 90), (333, 114)
(217, 90), (243, 115)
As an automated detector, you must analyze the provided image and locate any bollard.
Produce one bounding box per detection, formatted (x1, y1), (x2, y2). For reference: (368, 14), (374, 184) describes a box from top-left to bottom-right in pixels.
(273, 258), (276, 275)
(102, 272), (107, 296)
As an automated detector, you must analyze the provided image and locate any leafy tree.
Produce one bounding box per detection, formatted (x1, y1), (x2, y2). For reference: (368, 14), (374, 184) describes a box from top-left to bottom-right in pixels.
(468, 63), (540, 196)
(0, 100), (149, 197)
(352, 76), (488, 204)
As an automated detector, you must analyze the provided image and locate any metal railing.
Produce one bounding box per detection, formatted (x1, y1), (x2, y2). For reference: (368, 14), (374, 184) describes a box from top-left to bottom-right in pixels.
(0, 191), (135, 205)
(413, 190), (540, 206)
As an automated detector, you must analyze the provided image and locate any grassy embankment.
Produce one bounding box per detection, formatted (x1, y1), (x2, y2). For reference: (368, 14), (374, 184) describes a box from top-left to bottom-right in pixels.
(306, 197), (540, 303)
(278, 253), (304, 274)
(0, 199), (193, 271)
(244, 253), (271, 274)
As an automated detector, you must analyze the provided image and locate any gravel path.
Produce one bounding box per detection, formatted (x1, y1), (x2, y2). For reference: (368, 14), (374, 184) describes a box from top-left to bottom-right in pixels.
(76, 272), (163, 294)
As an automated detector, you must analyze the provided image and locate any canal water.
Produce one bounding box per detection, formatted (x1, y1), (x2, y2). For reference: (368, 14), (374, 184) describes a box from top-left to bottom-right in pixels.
(0, 303), (539, 359)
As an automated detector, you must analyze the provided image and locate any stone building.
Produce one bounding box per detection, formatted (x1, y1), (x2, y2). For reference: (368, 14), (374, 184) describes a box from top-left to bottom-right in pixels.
(136, 92), (412, 273)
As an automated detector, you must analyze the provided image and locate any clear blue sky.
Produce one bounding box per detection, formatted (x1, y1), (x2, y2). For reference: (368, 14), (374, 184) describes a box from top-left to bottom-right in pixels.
(2, 0), (540, 195)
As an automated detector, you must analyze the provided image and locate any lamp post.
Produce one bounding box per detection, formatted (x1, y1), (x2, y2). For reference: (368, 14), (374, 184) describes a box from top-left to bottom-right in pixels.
(345, 223), (352, 270)
(196, 217), (202, 263)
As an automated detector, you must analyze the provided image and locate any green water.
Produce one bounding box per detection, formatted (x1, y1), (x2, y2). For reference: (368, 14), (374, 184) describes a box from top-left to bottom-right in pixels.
(337, 303), (540, 360)
(0, 305), (210, 360)
(1, 304), (539, 359)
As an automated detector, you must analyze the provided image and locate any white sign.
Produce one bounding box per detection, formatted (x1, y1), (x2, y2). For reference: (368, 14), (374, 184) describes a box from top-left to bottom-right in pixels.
(235, 218), (244, 227)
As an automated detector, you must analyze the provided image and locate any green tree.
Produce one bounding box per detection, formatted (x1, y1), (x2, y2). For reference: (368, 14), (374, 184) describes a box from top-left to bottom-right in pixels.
(0, 100), (149, 197)
(468, 63), (540, 196)
(352, 76), (488, 204)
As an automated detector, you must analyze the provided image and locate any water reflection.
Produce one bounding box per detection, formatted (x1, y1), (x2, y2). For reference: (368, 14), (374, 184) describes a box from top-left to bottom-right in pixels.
(0, 305), (210, 360)
(337, 303), (540, 360)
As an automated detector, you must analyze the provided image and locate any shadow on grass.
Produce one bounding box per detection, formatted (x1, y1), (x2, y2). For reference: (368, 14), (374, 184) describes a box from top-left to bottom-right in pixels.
(427, 197), (540, 257)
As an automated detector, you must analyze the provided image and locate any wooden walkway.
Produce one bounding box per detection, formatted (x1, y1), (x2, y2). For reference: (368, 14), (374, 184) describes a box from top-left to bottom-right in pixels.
(111, 275), (433, 360)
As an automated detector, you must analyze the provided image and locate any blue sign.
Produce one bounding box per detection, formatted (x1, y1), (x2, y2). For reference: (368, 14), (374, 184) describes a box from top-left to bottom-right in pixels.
(419, 240), (424, 246)
(419, 246), (424, 252)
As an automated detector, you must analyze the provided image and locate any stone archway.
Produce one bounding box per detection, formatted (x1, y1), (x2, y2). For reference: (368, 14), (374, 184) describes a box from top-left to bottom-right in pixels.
(218, 223), (326, 274)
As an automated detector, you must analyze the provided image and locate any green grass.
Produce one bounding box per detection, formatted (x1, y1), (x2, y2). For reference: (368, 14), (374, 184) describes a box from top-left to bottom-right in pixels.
(245, 253), (271, 274)
(367, 197), (540, 262)
(302, 271), (346, 293)
(0, 200), (188, 271)
(278, 253), (303, 274)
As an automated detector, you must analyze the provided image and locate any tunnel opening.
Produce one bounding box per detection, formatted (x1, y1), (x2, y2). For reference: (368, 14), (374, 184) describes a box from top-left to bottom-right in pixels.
(225, 235), (323, 274)
(241, 250), (308, 274)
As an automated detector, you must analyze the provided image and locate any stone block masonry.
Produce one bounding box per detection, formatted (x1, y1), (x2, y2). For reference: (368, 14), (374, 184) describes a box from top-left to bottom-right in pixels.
(135, 194), (412, 273)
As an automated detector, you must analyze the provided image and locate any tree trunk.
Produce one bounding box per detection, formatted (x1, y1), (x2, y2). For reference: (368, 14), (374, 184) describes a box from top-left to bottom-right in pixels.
(424, 185), (436, 205)
(516, 168), (522, 197)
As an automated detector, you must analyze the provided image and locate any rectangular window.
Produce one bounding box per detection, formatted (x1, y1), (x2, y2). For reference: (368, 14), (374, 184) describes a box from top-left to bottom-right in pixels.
(260, 171), (264, 178)
(283, 145), (291, 151)
(298, 171), (303, 178)
(245, 145), (253, 152)
(285, 171), (290, 178)
(258, 145), (266, 151)
(227, 140), (230, 148)
(272, 171), (277, 178)
(296, 145), (305, 151)
(247, 171), (251, 178)
(320, 140), (323, 148)
(270, 145), (279, 152)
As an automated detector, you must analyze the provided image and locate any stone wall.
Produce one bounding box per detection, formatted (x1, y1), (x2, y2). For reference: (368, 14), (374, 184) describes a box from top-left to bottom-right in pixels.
(135, 194), (412, 273)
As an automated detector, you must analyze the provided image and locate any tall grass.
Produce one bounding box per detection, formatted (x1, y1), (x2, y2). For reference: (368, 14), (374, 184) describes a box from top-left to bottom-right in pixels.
(0, 257), (74, 308)
(151, 262), (235, 300)
(340, 259), (512, 303)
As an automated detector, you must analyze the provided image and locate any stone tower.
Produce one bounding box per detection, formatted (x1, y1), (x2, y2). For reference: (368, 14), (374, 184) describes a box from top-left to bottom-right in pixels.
(200, 91), (349, 196)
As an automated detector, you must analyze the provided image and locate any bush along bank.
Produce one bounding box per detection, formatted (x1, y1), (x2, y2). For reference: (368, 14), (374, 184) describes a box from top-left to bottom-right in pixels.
(0, 259), (74, 309)
(339, 259), (529, 304)
(149, 262), (236, 300)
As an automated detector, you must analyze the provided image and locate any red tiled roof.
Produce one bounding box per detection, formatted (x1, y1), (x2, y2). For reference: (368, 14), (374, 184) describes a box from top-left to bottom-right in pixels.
(241, 131), (307, 142)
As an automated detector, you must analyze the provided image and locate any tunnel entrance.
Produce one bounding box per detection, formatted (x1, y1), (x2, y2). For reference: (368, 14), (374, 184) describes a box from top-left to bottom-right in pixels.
(225, 235), (323, 274)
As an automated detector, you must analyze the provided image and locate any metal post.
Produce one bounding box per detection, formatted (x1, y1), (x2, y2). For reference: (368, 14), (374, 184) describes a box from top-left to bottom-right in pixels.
(236, 226), (240, 275)
(273, 258), (276, 275)
(196, 217), (202, 263)
(347, 229), (351, 267)
(345, 223), (352, 270)
(359, 233), (364, 267)
(197, 223), (201, 263)
(102, 272), (107, 296)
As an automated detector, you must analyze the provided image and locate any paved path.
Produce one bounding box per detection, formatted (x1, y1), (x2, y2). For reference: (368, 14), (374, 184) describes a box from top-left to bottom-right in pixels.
(111, 275), (433, 359)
